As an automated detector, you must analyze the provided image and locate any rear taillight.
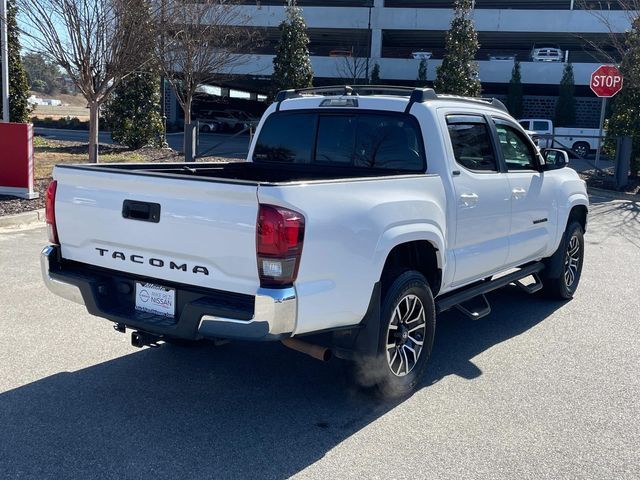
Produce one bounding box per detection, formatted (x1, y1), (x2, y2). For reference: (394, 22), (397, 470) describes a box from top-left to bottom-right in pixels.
(256, 204), (305, 287)
(45, 180), (59, 244)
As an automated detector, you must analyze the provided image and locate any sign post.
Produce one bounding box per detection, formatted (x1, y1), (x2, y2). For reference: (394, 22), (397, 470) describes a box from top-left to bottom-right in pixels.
(589, 65), (623, 169)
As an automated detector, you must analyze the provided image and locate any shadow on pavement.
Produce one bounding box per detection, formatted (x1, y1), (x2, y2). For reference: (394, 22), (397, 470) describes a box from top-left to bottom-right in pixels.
(0, 286), (564, 479)
(587, 196), (640, 249)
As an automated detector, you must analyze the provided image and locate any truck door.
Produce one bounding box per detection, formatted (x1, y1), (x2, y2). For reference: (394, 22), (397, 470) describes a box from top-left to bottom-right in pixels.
(445, 114), (512, 286)
(491, 117), (557, 266)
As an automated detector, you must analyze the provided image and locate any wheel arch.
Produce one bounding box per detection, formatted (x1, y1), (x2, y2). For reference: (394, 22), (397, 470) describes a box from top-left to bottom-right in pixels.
(379, 239), (443, 297)
(568, 203), (588, 232)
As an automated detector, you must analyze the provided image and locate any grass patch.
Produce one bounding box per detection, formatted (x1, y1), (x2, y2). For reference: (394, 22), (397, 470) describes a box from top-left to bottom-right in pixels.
(33, 137), (164, 178)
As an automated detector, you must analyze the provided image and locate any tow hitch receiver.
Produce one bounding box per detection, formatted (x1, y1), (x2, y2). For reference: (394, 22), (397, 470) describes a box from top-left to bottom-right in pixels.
(131, 331), (162, 348)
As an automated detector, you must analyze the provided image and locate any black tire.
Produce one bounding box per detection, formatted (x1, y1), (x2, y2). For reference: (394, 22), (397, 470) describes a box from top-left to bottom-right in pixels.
(348, 271), (436, 399)
(542, 221), (585, 299)
(572, 142), (589, 158)
(201, 124), (211, 133)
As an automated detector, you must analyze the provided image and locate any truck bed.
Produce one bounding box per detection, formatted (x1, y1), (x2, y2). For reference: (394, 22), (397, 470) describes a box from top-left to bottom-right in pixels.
(59, 161), (416, 184)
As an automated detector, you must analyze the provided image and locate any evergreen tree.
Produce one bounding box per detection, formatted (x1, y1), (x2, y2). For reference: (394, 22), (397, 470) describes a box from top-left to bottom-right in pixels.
(555, 62), (576, 127)
(104, 71), (163, 149)
(506, 60), (523, 118)
(434, 0), (480, 97)
(272, 0), (313, 94)
(0, 0), (32, 122)
(606, 16), (640, 177)
(22, 53), (62, 94)
(417, 59), (427, 86)
(370, 63), (381, 84)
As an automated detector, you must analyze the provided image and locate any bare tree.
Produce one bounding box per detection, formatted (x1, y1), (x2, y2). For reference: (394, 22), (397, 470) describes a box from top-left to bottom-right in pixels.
(154, 0), (254, 161)
(578, 0), (639, 73)
(335, 47), (368, 85)
(17, 0), (154, 163)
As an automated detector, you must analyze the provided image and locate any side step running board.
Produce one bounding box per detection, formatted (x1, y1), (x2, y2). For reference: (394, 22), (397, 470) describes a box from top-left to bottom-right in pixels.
(514, 272), (544, 294)
(455, 294), (491, 320)
(435, 262), (545, 318)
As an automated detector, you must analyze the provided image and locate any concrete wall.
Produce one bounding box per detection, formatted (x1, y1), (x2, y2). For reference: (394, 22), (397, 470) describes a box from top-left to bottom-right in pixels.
(230, 6), (632, 34)
(228, 54), (603, 86)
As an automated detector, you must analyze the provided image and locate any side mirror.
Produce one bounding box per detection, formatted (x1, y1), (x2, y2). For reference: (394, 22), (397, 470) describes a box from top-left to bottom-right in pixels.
(542, 148), (569, 169)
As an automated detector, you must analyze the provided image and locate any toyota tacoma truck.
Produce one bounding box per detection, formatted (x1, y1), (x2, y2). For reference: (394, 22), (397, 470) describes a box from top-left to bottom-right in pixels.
(41, 86), (589, 397)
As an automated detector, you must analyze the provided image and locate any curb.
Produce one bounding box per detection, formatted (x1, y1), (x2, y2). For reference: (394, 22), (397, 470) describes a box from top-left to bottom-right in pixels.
(0, 209), (45, 229)
(587, 187), (639, 201)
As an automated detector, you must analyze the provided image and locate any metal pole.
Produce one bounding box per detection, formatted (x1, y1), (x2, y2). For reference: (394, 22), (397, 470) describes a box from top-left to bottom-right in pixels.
(1, 0), (10, 122)
(159, 0), (167, 147)
(365, 5), (371, 82)
(594, 97), (607, 171)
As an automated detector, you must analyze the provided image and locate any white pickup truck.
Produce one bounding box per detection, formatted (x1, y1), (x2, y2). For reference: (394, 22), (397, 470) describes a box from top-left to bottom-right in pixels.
(518, 118), (603, 158)
(42, 86), (589, 397)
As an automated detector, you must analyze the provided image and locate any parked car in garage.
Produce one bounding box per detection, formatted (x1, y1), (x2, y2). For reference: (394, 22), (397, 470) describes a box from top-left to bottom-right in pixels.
(530, 44), (564, 62)
(487, 54), (516, 61)
(197, 110), (252, 133)
(411, 51), (433, 60)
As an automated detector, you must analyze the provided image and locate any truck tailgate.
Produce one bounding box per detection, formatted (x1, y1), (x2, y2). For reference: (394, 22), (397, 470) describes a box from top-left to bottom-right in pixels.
(54, 166), (260, 295)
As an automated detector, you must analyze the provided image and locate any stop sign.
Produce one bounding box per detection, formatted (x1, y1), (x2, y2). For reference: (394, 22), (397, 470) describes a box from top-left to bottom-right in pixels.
(590, 65), (623, 97)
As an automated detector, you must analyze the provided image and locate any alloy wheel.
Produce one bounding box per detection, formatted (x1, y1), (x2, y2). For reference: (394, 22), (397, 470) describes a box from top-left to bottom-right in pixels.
(564, 235), (581, 287)
(385, 294), (426, 377)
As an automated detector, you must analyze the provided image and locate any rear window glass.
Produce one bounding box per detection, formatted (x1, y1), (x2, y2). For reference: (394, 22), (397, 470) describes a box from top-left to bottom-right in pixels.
(253, 113), (316, 163)
(253, 111), (425, 171)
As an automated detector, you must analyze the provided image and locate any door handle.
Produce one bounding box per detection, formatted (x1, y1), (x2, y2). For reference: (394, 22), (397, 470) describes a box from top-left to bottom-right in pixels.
(511, 188), (527, 200)
(459, 193), (479, 207)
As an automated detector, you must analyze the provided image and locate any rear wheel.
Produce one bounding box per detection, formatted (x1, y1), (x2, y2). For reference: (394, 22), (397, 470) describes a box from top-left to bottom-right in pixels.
(349, 271), (436, 399)
(200, 124), (211, 133)
(542, 221), (584, 299)
(572, 142), (589, 158)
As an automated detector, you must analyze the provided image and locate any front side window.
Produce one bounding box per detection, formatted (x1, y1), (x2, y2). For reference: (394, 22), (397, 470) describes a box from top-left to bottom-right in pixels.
(447, 117), (498, 172)
(253, 111), (425, 172)
(494, 123), (538, 171)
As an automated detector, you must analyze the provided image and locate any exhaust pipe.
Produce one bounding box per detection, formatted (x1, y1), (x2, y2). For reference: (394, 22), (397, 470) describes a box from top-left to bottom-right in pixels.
(281, 338), (332, 362)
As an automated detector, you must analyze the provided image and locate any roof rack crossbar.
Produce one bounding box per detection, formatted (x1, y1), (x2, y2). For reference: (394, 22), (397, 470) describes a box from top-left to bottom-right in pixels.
(274, 85), (508, 114)
(434, 94), (508, 113)
(275, 85), (437, 102)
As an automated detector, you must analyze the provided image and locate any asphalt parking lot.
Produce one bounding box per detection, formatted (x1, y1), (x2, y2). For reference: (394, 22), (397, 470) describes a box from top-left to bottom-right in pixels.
(0, 195), (638, 479)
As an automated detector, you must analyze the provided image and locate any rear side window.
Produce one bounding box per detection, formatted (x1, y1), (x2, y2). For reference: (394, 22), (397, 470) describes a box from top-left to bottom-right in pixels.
(253, 111), (425, 172)
(446, 116), (498, 172)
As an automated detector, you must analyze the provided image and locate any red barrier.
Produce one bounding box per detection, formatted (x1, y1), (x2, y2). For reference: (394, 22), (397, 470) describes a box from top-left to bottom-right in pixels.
(0, 122), (38, 199)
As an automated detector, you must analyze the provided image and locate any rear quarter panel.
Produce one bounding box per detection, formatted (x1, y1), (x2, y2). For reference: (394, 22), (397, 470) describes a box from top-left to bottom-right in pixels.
(258, 176), (447, 335)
